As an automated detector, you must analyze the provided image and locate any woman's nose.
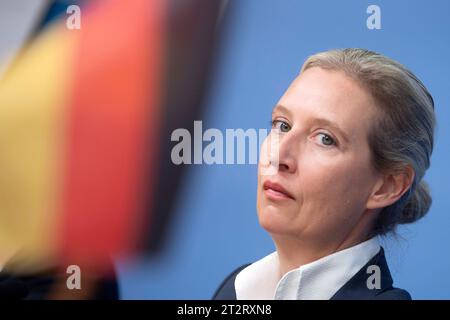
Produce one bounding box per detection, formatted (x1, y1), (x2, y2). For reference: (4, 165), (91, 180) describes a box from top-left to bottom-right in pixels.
(276, 134), (297, 174)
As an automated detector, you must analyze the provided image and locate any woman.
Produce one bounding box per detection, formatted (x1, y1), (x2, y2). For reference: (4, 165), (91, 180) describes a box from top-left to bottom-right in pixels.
(213, 48), (435, 300)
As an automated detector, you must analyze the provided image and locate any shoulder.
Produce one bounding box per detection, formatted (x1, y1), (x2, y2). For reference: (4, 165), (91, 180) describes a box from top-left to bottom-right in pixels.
(212, 264), (250, 300)
(332, 247), (412, 300)
(373, 287), (412, 300)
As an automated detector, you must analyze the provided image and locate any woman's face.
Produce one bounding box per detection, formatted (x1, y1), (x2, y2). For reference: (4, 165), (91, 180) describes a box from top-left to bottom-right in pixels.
(257, 67), (382, 246)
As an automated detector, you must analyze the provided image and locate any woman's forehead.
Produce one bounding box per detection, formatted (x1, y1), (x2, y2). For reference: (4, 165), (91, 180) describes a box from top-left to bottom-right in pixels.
(278, 68), (377, 124)
(273, 68), (379, 144)
(284, 68), (372, 107)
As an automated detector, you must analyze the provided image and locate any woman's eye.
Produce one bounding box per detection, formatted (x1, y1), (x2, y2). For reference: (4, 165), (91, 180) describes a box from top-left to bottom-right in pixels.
(272, 120), (291, 133)
(315, 133), (336, 146)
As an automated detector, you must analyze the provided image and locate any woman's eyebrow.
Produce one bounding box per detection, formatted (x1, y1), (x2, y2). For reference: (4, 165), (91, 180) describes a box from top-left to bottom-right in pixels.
(272, 104), (292, 117)
(312, 118), (350, 143)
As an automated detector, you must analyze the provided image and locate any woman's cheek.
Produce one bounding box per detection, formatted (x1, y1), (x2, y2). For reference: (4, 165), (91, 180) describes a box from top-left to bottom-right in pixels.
(300, 157), (353, 200)
(300, 147), (343, 179)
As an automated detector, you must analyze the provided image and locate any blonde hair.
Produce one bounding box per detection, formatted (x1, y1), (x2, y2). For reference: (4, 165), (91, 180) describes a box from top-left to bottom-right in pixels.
(300, 48), (436, 235)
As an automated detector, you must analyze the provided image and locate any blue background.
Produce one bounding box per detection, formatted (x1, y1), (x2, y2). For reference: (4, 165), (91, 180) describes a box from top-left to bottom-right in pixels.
(117, 0), (450, 299)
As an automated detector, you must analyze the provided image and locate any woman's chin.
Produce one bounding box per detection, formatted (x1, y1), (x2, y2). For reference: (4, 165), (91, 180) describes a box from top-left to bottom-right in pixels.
(257, 205), (293, 234)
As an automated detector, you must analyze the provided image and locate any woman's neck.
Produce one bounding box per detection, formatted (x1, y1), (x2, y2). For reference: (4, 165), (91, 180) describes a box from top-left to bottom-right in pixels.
(272, 232), (371, 278)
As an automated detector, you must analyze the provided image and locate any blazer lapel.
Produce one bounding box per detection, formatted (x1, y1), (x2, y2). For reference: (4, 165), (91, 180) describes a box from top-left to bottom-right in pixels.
(330, 247), (394, 300)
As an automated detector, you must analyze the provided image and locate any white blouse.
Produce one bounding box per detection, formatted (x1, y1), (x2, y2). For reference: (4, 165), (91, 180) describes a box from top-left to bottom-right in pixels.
(235, 237), (380, 300)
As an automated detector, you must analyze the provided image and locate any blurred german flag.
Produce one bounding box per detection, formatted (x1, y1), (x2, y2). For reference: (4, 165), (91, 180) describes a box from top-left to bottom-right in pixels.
(0, 0), (224, 273)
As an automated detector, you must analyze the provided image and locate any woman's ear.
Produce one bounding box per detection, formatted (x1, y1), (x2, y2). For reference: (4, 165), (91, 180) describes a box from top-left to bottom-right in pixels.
(366, 165), (415, 210)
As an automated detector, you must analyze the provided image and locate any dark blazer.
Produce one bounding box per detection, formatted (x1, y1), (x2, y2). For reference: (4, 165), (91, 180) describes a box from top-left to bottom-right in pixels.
(213, 247), (411, 300)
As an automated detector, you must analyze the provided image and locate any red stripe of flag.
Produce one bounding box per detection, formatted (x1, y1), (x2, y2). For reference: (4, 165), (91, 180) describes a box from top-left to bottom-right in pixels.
(58, 0), (164, 267)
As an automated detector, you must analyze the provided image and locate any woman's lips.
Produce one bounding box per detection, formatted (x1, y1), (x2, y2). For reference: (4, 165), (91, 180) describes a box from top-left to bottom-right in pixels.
(263, 180), (295, 201)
